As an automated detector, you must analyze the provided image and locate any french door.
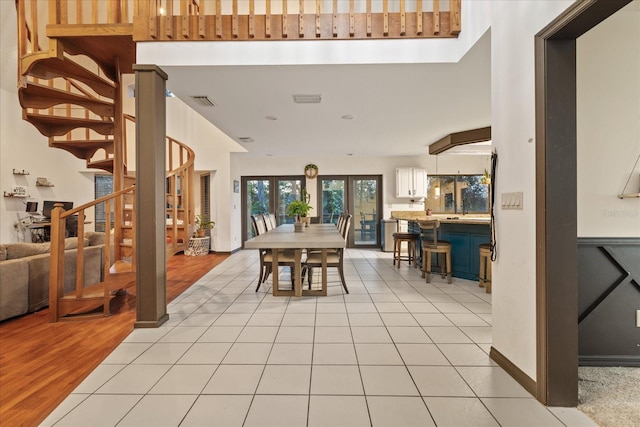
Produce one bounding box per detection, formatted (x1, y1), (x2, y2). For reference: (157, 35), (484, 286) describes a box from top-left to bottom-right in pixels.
(318, 175), (382, 248)
(242, 176), (303, 242)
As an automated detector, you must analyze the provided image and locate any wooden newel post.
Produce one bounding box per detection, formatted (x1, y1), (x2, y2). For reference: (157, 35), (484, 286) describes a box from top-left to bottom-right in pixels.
(48, 203), (66, 322)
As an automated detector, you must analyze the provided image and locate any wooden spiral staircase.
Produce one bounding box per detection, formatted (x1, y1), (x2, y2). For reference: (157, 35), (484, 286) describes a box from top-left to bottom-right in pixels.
(16, 0), (195, 321)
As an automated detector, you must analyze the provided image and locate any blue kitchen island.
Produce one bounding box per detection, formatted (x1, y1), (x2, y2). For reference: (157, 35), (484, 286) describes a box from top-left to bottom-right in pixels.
(392, 213), (491, 281)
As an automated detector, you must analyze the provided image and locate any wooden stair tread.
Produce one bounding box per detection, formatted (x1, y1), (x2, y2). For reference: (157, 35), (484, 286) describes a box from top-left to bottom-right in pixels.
(26, 56), (116, 99)
(110, 260), (133, 274)
(50, 139), (113, 161)
(20, 82), (114, 117)
(60, 283), (111, 300)
(51, 34), (136, 80)
(24, 112), (114, 137)
(86, 158), (114, 173)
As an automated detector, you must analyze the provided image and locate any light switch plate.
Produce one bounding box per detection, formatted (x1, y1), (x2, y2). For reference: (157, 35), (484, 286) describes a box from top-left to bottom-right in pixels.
(501, 192), (524, 210)
(637, 310), (640, 328)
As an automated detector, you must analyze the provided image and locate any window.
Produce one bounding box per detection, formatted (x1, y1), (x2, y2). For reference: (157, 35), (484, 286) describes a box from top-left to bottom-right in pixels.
(94, 175), (114, 232)
(425, 175), (489, 214)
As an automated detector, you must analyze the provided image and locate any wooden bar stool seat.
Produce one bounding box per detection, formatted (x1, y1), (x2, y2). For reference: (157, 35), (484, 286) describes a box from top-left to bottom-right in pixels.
(479, 243), (492, 293)
(418, 219), (452, 284)
(392, 232), (419, 268)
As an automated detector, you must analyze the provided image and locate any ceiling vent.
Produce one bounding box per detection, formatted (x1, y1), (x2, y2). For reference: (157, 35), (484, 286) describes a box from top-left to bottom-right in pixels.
(190, 95), (216, 107)
(293, 94), (322, 104)
(238, 137), (255, 143)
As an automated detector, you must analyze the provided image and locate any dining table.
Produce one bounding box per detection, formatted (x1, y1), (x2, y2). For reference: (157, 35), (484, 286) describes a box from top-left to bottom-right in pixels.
(244, 223), (345, 297)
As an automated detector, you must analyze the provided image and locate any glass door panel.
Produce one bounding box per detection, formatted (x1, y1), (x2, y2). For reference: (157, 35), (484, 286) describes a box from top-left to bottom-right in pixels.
(245, 179), (270, 239)
(320, 179), (345, 225)
(353, 179), (378, 245)
(277, 179), (302, 225)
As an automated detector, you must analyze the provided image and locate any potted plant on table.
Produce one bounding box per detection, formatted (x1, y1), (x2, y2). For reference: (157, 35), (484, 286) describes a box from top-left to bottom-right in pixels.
(286, 200), (312, 232)
(194, 214), (215, 237)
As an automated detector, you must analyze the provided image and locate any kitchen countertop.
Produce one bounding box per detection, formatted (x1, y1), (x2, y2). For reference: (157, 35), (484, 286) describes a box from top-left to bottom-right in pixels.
(390, 211), (491, 225)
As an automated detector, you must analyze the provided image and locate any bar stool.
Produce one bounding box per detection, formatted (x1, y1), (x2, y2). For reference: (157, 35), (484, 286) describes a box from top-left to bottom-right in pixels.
(418, 219), (452, 284)
(392, 232), (419, 268)
(479, 243), (492, 293)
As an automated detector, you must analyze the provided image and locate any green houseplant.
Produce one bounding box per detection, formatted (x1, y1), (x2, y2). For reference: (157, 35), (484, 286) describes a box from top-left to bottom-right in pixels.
(287, 200), (312, 232)
(195, 214), (215, 237)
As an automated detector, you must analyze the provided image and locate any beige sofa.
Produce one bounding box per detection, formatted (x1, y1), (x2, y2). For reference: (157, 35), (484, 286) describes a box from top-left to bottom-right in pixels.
(0, 232), (105, 322)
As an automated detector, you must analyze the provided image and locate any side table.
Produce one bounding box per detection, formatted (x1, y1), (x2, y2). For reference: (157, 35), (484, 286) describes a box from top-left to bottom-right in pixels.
(185, 236), (210, 256)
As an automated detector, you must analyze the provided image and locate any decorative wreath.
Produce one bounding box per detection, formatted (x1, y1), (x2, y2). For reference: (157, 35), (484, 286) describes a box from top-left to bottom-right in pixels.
(304, 164), (318, 179)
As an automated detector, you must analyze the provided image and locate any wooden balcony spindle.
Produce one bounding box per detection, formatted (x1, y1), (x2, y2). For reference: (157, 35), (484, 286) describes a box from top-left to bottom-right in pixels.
(282, 0), (287, 38)
(107, 0), (115, 24)
(433, 0), (440, 35)
(349, 0), (354, 36)
(76, 0), (83, 24)
(17, 0), (26, 61)
(249, 0), (255, 38)
(60, 0), (68, 24)
(181, 0), (190, 38)
(149, 0), (157, 38)
(216, 0), (222, 38)
(92, 0), (98, 24)
(166, 0), (174, 39)
(232, 0), (239, 38)
(332, 0), (337, 37)
(122, 0), (129, 24)
(31, 0), (40, 52)
(299, 0), (304, 37)
(198, 0), (206, 37)
(366, 0), (371, 36)
(315, 0), (321, 37)
(450, 0), (461, 35)
(383, 0), (388, 36)
(416, 0), (423, 35)
(400, 0), (405, 35)
(266, 0), (271, 37)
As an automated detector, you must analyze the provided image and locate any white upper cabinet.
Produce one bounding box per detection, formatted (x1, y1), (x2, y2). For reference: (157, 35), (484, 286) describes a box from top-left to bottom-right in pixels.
(396, 167), (427, 198)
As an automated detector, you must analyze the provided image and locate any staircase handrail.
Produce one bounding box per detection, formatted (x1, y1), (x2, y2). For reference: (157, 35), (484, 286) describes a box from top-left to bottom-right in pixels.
(48, 184), (136, 322)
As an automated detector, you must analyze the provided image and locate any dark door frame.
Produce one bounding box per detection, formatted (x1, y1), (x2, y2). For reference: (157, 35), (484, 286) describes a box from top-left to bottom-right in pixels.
(316, 175), (383, 248)
(534, 0), (632, 406)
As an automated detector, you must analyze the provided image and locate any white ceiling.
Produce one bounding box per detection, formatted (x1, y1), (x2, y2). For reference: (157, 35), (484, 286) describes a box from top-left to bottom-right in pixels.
(164, 31), (491, 158)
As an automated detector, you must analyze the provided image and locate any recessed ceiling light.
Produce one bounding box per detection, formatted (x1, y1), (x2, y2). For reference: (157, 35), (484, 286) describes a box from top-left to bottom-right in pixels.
(293, 94), (322, 104)
(238, 137), (254, 143)
(265, 115), (278, 121)
(341, 114), (354, 120)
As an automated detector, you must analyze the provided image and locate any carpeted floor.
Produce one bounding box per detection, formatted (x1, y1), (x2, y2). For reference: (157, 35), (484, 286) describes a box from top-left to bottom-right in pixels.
(578, 367), (640, 427)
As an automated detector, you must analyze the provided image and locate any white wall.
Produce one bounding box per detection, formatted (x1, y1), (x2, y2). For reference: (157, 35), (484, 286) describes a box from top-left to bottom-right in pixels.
(577, 4), (640, 237)
(490, 0), (574, 380)
(0, 1), (94, 244)
(123, 74), (245, 252)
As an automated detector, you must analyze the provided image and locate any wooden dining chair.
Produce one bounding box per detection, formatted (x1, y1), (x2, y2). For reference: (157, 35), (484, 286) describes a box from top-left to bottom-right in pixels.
(264, 214), (274, 231)
(252, 214), (298, 292)
(305, 214), (352, 294)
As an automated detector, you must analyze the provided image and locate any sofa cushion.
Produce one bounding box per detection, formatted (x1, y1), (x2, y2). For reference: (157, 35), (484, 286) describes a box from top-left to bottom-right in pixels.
(63, 237), (90, 250)
(0, 244), (7, 261)
(0, 258), (29, 321)
(6, 242), (50, 260)
(84, 232), (105, 247)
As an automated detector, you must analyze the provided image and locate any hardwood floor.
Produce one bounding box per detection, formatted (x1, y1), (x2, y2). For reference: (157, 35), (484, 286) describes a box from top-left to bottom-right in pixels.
(0, 253), (228, 427)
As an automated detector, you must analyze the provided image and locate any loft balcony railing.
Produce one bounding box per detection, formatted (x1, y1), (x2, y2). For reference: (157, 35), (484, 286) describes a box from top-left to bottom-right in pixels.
(18, 1), (460, 55)
(134, 0), (461, 41)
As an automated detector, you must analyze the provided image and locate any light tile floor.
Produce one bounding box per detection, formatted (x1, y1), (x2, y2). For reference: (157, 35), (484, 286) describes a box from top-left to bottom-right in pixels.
(41, 249), (598, 427)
